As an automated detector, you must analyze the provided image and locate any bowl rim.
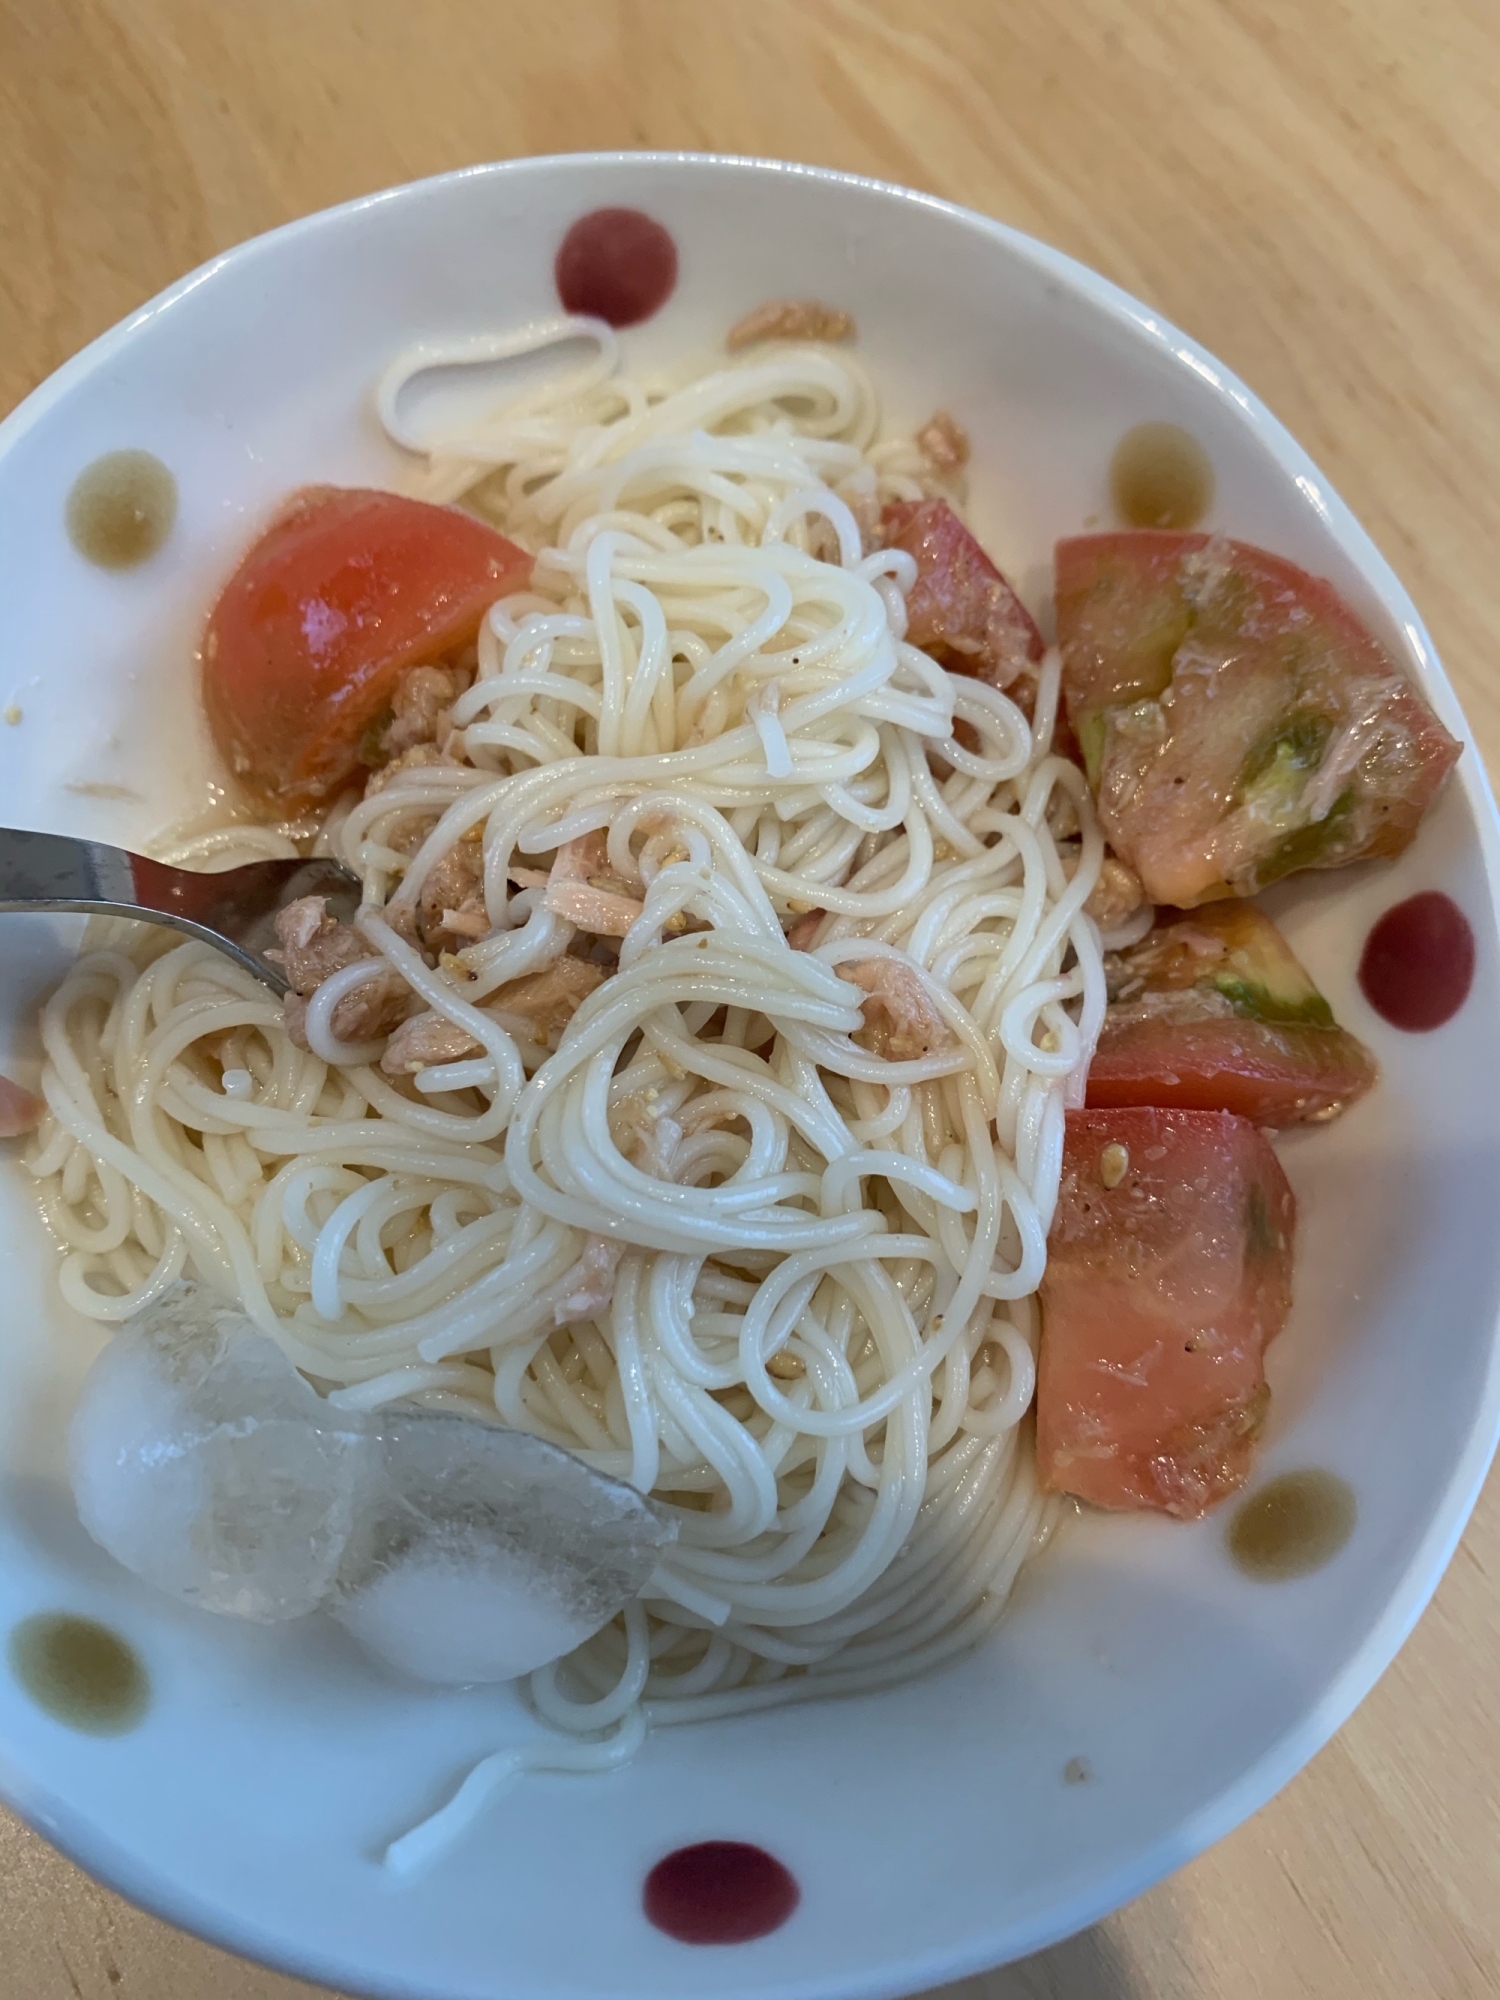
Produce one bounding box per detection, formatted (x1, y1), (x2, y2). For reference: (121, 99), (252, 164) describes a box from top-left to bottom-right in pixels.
(3, 147), (1499, 2000)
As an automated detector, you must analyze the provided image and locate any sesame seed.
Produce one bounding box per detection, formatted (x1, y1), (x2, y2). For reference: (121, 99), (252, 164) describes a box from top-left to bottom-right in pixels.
(1099, 1142), (1130, 1189)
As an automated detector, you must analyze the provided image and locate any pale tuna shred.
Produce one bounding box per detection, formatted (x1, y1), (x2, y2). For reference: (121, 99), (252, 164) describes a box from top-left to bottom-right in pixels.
(549, 1234), (626, 1324)
(489, 959), (606, 1040)
(785, 909), (826, 951)
(270, 897), (414, 1046)
(1080, 855), (1148, 930)
(381, 1010), (484, 1075)
(915, 410), (970, 476)
(541, 829), (646, 937)
(380, 663), (472, 761)
(542, 880), (646, 938)
(284, 972), (413, 1049)
(269, 897), (373, 992)
(363, 743), (454, 797)
(842, 958), (953, 1061)
(415, 838), (488, 950)
(381, 959), (606, 1074)
(726, 300), (855, 350)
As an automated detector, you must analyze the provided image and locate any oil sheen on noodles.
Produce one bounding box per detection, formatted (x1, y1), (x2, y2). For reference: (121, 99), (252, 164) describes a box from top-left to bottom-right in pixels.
(28, 318), (1107, 1853)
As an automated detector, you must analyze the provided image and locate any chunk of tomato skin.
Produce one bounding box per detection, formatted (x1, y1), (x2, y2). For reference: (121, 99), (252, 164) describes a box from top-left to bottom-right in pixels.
(1054, 531), (1462, 906)
(1057, 531), (1399, 722)
(1038, 1107), (1296, 1519)
(1109, 900), (1334, 1022)
(1055, 530), (1192, 721)
(1088, 899), (1379, 1124)
(883, 499), (1044, 701)
(1085, 1014), (1378, 1125)
(203, 487), (531, 811)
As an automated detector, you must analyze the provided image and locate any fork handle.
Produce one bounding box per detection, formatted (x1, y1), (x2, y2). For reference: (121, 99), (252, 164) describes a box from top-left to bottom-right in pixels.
(0, 826), (363, 993)
(0, 827), (141, 913)
(0, 825), (267, 930)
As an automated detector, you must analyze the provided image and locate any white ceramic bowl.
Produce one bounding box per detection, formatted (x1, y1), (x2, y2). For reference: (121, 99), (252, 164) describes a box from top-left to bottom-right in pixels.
(2, 153), (1498, 2000)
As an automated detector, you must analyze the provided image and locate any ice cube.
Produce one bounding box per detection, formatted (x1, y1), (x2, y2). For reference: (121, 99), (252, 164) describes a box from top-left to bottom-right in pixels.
(330, 1414), (676, 1684)
(68, 1284), (675, 1681)
(69, 1286), (364, 1623)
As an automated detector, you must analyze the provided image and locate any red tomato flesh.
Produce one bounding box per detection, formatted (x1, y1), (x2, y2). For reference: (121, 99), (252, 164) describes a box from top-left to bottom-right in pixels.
(203, 487), (531, 811)
(0, 1073), (44, 1137)
(883, 499), (1044, 700)
(1088, 900), (1377, 1124)
(1055, 531), (1461, 907)
(1038, 1106), (1296, 1518)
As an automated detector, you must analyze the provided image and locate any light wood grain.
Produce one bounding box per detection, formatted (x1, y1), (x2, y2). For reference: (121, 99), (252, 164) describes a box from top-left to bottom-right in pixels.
(2, 3), (1498, 1996)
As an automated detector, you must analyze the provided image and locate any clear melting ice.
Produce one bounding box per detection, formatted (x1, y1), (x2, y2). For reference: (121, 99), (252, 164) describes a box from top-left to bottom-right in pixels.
(69, 1287), (364, 1622)
(68, 1285), (675, 1681)
(331, 1414), (672, 1683)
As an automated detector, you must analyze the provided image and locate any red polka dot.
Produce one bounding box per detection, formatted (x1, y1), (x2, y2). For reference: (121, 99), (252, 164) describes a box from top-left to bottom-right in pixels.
(555, 208), (678, 327)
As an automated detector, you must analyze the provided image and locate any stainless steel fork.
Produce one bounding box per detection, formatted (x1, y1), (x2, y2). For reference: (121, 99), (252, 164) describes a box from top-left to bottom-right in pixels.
(0, 827), (362, 995)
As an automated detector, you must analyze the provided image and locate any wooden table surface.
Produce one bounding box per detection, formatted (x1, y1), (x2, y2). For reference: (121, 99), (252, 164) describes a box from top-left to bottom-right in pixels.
(2, 2), (1498, 1995)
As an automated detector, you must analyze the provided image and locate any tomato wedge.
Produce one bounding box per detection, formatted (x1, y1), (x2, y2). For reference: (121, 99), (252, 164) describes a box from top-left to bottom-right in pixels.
(203, 487), (531, 811)
(1055, 531), (1461, 906)
(1087, 900), (1377, 1124)
(883, 499), (1043, 700)
(1038, 1107), (1296, 1518)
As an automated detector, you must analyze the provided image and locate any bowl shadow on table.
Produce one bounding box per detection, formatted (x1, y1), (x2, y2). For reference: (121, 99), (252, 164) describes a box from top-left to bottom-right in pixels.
(924, 1920), (1146, 2000)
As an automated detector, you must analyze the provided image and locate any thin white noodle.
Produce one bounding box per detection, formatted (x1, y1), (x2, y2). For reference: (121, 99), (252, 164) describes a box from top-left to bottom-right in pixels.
(381, 1708), (647, 1878)
(29, 330), (1108, 1863)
